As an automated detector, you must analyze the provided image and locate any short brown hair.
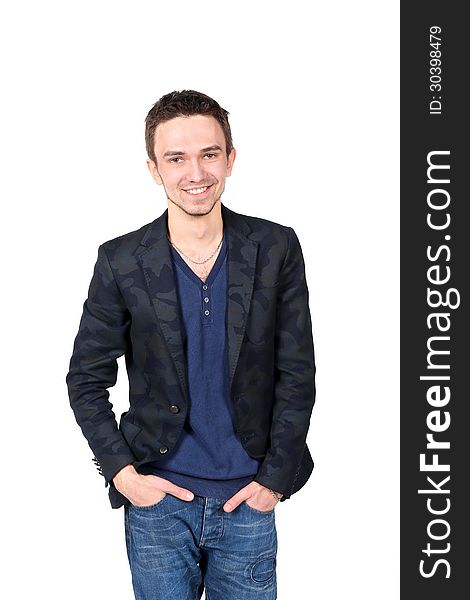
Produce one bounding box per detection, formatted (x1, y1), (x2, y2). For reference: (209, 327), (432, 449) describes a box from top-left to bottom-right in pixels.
(145, 90), (234, 165)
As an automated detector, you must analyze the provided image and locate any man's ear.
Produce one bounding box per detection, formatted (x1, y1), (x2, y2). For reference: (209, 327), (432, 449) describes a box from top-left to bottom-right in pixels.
(226, 148), (236, 177)
(147, 159), (163, 185)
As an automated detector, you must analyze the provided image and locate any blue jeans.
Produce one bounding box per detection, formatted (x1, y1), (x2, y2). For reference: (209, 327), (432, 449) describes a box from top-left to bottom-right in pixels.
(124, 494), (278, 600)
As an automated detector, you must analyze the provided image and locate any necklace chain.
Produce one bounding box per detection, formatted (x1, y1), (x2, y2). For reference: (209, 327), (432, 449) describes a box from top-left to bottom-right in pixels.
(167, 234), (224, 265)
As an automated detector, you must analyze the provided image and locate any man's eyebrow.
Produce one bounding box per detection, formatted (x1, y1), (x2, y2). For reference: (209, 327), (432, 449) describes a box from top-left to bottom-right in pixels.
(162, 145), (223, 158)
(201, 145), (223, 153)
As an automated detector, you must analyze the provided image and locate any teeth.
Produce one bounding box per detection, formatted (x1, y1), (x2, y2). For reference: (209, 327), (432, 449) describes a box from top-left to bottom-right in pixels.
(186, 186), (208, 195)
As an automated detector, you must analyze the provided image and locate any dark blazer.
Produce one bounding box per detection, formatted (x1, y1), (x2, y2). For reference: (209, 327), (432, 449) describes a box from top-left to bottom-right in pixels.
(66, 203), (316, 509)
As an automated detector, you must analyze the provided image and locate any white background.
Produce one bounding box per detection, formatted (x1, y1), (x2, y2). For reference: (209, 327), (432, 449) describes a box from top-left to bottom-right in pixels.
(1, 1), (399, 598)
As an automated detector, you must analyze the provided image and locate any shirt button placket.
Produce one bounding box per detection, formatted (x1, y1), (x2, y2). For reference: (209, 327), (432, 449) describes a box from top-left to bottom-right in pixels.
(202, 284), (211, 319)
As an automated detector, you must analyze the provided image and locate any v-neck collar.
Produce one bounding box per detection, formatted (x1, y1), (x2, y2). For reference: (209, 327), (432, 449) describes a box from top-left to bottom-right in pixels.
(169, 231), (227, 287)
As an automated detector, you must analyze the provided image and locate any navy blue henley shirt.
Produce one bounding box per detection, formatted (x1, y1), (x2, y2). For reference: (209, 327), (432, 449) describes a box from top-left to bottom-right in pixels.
(139, 229), (262, 501)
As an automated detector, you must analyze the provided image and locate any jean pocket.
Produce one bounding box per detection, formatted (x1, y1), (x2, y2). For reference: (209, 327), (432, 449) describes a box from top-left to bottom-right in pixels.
(130, 493), (170, 510)
(243, 499), (275, 514)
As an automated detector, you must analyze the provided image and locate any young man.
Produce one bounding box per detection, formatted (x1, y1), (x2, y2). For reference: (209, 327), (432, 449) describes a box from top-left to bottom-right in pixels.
(66, 90), (316, 600)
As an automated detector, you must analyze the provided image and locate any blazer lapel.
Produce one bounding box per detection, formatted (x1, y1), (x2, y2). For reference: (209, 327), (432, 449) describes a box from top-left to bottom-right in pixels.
(138, 221), (188, 401)
(137, 202), (258, 401)
(223, 205), (258, 394)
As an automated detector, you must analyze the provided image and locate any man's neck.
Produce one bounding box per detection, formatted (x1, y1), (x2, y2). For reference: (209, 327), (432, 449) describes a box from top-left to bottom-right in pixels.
(167, 201), (224, 253)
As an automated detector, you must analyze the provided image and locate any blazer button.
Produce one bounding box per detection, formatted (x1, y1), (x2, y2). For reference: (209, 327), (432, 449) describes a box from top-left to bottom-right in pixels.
(169, 404), (180, 414)
(159, 445), (169, 454)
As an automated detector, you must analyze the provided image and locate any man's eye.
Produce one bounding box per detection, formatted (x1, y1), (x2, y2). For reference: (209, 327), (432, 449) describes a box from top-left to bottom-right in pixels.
(204, 153), (216, 159)
(169, 157), (183, 163)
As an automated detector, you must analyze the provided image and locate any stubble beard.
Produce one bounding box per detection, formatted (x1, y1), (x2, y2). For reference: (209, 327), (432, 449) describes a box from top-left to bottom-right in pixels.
(166, 185), (224, 218)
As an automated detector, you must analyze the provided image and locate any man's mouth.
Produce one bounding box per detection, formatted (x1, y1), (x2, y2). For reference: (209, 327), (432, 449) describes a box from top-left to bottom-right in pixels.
(182, 185), (213, 197)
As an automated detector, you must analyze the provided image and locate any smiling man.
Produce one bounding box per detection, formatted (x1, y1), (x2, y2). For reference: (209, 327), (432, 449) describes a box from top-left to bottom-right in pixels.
(66, 90), (316, 600)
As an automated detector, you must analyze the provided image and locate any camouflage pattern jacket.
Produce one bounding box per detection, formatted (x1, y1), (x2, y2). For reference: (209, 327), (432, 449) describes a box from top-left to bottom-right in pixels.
(66, 203), (316, 509)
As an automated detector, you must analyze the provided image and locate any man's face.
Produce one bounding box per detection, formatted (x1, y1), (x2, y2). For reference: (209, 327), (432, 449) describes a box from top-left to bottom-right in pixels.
(147, 114), (236, 217)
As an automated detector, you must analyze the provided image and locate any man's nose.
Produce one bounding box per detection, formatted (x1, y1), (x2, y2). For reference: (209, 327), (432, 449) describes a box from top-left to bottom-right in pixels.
(187, 159), (206, 182)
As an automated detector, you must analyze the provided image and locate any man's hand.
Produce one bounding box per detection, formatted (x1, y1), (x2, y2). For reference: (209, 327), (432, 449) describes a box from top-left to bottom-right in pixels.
(113, 464), (194, 507)
(223, 481), (283, 513)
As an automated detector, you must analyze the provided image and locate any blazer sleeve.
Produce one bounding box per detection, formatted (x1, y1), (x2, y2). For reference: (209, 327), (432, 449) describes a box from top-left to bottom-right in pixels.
(66, 244), (136, 486)
(253, 227), (316, 499)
